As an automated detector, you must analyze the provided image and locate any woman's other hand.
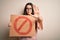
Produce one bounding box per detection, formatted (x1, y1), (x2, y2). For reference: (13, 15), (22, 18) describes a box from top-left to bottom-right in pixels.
(8, 22), (11, 27)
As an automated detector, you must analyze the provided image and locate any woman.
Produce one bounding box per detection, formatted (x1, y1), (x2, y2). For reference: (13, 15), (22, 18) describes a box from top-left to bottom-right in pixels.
(22, 2), (43, 40)
(9, 2), (43, 40)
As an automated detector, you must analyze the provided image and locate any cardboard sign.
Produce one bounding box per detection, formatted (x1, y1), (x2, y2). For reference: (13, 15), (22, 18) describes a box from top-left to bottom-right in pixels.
(9, 15), (36, 37)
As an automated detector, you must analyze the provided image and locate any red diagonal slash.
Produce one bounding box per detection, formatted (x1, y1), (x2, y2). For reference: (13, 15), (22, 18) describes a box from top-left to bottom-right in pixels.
(14, 16), (32, 35)
(17, 19), (27, 31)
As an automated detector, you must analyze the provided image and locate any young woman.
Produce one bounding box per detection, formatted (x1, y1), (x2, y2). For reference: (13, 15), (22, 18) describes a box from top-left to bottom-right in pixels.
(22, 2), (43, 40)
(9, 2), (43, 40)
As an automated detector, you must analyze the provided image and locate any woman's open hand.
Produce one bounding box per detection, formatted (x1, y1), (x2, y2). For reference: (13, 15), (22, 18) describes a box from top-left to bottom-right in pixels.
(32, 5), (40, 20)
(33, 5), (39, 17)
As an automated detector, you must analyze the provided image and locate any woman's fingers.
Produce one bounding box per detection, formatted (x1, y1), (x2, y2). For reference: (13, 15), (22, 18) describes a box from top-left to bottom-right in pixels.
(8, 22), (11, 27)
(33, 5), (39, 15)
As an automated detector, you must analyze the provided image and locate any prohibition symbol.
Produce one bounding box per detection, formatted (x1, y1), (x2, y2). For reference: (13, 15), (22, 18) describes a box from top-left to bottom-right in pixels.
(14, 16), (32, 35)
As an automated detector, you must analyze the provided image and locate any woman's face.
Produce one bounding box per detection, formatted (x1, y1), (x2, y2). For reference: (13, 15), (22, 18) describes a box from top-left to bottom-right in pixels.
(26, 5), (32, 15)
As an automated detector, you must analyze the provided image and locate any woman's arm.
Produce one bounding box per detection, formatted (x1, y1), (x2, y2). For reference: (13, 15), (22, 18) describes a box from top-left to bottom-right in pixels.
(33, 5), (43, 30)
(37, 17), (43, 30)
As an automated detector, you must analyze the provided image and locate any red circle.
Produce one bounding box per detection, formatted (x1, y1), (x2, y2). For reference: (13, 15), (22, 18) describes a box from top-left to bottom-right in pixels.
(14, 16), (32, 35)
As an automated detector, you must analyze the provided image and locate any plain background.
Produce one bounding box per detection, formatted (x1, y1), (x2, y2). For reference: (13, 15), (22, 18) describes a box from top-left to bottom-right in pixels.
(0, 0), (60, 40)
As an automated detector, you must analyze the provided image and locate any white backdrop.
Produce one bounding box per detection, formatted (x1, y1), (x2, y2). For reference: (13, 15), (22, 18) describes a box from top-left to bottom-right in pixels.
(0, 0), (60, 40)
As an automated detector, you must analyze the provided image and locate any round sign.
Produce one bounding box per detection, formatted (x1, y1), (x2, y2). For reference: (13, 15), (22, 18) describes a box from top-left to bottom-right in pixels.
(14, 16), (32, 35)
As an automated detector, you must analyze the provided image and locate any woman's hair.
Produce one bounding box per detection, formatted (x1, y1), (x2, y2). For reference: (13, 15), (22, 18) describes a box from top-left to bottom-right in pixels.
(23, 2), (34, 15)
